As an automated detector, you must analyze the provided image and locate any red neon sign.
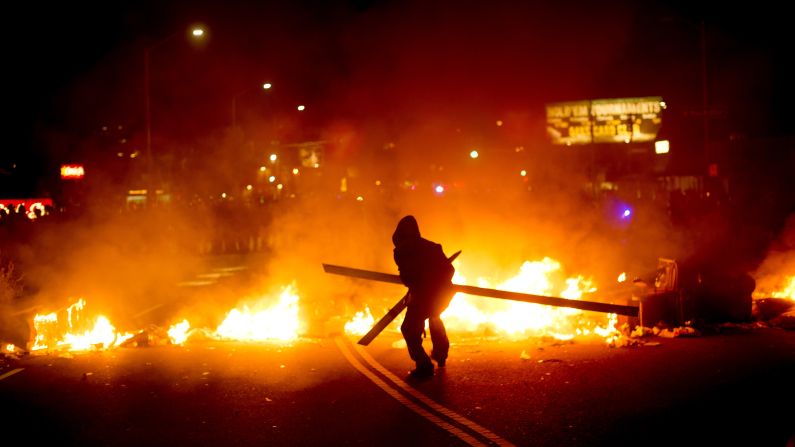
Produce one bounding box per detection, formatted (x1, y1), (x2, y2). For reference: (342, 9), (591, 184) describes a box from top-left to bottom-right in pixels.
(61, 164), (85, 179)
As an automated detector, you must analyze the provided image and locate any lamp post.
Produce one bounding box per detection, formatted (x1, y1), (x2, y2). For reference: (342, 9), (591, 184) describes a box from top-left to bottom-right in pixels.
(143, 25), (205, 205)
(232, 82), (272, 128)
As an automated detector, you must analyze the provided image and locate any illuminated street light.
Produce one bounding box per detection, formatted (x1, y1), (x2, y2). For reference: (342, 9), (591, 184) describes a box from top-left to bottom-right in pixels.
(269, 153), (278, 162)
(469, 150), (479, 159)
(263, 83), (272, 89)
(297, 105), (306, 111)
(655, 140), (670, 154)
(520, 169), (527, 177)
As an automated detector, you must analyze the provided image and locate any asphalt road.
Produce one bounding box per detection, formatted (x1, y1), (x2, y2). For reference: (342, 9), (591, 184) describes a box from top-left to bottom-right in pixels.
(2, 326), (794, 447)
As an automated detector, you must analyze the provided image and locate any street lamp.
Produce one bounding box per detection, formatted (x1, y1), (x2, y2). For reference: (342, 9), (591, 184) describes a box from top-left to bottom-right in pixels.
(143, 25), (205, 204)
(232, 82), (272, 128)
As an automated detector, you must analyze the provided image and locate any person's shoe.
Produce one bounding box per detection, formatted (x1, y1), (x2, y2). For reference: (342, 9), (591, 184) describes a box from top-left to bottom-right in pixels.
(431, 351), (446, 367)
(407, 363), (434, 379)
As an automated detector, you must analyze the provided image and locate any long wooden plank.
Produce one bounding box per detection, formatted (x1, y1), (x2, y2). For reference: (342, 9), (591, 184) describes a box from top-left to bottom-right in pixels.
(323, 264), (403, 285)
(322, 263), (639, 317)
(357, 293), (408, 346)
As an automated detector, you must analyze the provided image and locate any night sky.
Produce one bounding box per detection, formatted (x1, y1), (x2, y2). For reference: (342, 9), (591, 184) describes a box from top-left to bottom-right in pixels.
(3, 0), (794, 194)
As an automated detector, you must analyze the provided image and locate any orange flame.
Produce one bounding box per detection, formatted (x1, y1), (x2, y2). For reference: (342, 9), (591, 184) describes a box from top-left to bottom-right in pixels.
(31, 299), (134, 352)
(770, 276), (795, 300)
(23, 284), (307, 354)
(754, 275), (795, 301)
(213, 284), (301, 342)
(345, 258), (620, 343)
(344, 306), (375, 336)
(168, 319), (191, 345)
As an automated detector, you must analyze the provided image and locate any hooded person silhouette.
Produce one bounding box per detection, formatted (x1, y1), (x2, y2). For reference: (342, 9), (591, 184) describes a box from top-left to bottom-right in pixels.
(392, 215), (455, 379)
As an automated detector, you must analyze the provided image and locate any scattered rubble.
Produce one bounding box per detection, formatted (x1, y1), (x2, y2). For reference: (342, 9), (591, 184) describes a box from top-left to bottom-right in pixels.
(607, 321), (703, 347)
(657, 326), (700, 338)
(753, 298), (795, 330)
(769, 310), (795, 330)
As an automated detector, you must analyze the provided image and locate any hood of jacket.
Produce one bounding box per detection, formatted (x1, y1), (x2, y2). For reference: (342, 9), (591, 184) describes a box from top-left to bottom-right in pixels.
(392, 215), (421, 247)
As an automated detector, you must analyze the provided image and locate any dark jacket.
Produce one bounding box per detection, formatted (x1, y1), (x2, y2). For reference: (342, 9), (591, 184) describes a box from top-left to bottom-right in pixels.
(392, 216), (454, 315)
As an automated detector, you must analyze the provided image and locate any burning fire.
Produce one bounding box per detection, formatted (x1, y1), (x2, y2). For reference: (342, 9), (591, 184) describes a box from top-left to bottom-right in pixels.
(31, 299), (134, 352)
(345, 257), (621, 342)
(24, 284), (303, 354)
(18, 258), (629, 355)
(769, 276), (795, 300)
(753, 275), (795, 301)
(214, 285), (301, 342)
(168, 319), (191, 345)
(344, 306), (375, 336)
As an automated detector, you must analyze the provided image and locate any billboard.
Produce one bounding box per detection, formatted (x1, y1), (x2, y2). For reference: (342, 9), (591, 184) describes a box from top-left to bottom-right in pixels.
(546, 97), (664, 145)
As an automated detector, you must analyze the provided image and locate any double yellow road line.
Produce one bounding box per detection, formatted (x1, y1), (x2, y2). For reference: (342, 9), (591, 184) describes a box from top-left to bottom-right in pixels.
(334, 337), (516, 447)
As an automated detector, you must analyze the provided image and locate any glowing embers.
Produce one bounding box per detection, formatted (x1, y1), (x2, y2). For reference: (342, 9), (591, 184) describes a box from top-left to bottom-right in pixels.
(344, 258), (620, 342)
(31, 298), (134, 352)
(214, 284), (302, 342)
(2, 344), (18, 355)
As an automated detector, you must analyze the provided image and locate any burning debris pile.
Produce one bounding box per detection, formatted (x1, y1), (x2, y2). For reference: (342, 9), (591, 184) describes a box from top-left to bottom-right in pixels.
(751, 214), (795, 329)
(1, 255), (630, 355)
(340, 257), (628, 344)
(4, 245), (793, 358)
(31, 298), (135, 352)
(2, 284), (305, 357)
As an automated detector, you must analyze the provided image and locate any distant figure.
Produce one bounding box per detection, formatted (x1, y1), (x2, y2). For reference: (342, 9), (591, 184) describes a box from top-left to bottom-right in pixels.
(392, 215), (455, 379)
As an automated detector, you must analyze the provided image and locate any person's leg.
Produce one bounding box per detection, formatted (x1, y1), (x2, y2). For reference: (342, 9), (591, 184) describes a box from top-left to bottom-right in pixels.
(401, 306), (433, 376)
(428, 315), (449, 366)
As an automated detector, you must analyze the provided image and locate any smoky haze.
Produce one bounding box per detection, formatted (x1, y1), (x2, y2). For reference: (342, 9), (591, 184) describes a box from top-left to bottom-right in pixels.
(3, 0), (793, 346)
(266, 112), (689, 325)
